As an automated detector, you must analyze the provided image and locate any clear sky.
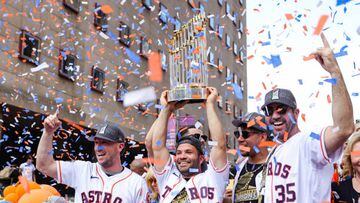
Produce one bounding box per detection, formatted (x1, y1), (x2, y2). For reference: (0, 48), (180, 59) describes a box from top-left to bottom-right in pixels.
(246, 0), (360, 130)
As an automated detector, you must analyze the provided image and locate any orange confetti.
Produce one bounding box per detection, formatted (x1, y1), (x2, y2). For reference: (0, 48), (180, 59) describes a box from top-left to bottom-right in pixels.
(301, 113), (306, 122)
(283, 131), (289, 142)
(148, 52), (162, 82)
(247, 55), (254, 60)
(303, 54), (315, 61)
(262, 82), (267, 90)
(313, 15), (329, 35)
(285, 13), (294, 20)
(101, 5), (113, 14)
(239, 146), (251, 152)
(258, 141), (277, 148)
(227, 149), (237, 155)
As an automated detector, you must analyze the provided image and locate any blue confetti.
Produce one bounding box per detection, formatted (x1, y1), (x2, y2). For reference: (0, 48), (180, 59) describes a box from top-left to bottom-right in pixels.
(253, 146), (260, 154)
(351, 92), (359, 96)
(336, 0), (351, 6)
(232, 83), (243, 100)
(261, 41), (271, 46)
(287, 112), (296, 124)
(156, 140), (162, 146)
(97, 146), (105, 150)
(125, 48), (141, 64)
(55, 97), (63, 104)
(324, 78), (337, 85)
(298, 79), (303, 85)
(270, 55), (282, 68)
(334, 45), (348, 58)
(310, 132), (320, 140)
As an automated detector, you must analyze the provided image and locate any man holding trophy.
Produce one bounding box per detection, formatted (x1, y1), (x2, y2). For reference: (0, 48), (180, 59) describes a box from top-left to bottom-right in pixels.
(150, 14), (229, 202)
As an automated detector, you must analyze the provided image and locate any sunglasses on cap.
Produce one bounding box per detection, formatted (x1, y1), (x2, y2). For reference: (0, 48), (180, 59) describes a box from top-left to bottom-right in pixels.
(188, 133), (208, 141)
(234, 130), (263, 139)
(264, 105), (289, 117)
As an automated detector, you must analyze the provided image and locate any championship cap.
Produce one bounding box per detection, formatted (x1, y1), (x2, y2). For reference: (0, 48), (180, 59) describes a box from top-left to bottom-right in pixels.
(176, 136), (204, 155)
(261, 88), (297, 111)
(91, 124), (125, 143)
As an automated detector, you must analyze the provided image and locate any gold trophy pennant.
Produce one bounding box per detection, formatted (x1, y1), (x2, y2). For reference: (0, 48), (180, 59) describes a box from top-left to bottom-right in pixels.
(168, 13), (208, 103)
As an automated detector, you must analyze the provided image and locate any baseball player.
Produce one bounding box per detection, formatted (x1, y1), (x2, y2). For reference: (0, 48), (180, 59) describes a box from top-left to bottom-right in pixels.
(224, 112), (270, 203)
(36, 108), (148, 203)
(151, 87), (229, 202)
(260, 33), (354, 202)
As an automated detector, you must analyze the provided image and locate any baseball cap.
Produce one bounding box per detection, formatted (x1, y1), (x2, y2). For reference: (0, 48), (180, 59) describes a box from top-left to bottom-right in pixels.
(261, 88), (297, 111)
(176, 136), (204, 155)
(232, 112), (268, 133)
(91, 124), (125, 143)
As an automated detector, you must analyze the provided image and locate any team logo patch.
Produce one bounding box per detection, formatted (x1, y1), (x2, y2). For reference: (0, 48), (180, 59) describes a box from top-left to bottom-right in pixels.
(272, 90), (279, 100)
(99, 125), (107, 134)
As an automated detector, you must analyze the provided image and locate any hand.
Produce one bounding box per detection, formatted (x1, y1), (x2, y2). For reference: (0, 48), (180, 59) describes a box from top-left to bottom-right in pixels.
(159, 90), (188, 112)
(312, 33), (340, 74)
(206, 87), (218, 105)
(224, 189), (232, 198)
(43, 105), (62, 135)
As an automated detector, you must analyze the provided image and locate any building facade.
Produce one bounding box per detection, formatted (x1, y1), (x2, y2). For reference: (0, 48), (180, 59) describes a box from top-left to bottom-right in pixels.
(0, 0), (247, 144)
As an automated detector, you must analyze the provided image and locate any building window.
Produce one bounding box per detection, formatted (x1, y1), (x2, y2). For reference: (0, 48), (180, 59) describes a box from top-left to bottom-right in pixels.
(218, 0), (223, 6)
(217, 93), (223, 109)
(233, 105), (239, 119)
(18, 30), (41, 66)
(239, 0), (244, 7)
(233, 73), (238, 84)
(199, 2), (205, 14)
(140, 36), (151, 58)
(174, 17), (181, 31)
(217, 24), (223, 39)
(119, 21), (131, 47)
(239, 78), (244, 91)
(93, 3), (108, 33)
(239, 50), (245, 65)
(207, 51), (214, 66)
(232, 11), (237, 26)
(225, 100), (231, 114)
(226, 66), (231, 84)
(142, 0), (153, 10)
(226, 34), (231, 49)
(233, 42), (238, 56)
(58, 51), (77, 81)
(160, 50), (167, 71)
(159, 3), (168, 24)
(91, 66), (105, 93)
(116, 79), (129, 102)
(217, 58), (224, 73)
(225, 2), (231, 15)
(63, 0), (80, 13)
(209, 16), (215, 30)
(188, 0), (196, 8)
(239, 20), (243, 36)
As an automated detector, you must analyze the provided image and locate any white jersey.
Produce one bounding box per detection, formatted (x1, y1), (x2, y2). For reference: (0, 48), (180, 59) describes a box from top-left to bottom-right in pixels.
(56, 160), (148, 203)
(153, 156), (229, 203)
(264, 128), (342, 203)
(19, 162), (35, 181)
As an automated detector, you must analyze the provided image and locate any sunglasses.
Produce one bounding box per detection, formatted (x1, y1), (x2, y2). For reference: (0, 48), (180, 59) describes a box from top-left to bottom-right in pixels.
(234, 130), (262, 139)
(188, 133), (208, 141)
(264, 105), (289, 117)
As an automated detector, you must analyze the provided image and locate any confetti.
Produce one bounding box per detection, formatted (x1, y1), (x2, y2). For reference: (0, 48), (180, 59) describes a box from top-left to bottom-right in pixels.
(148, 52), (162, 82)
(324, 78), (337, 85)
(258, 141), (276, 148)
(313, 15), (329, 35)
(309, 132), (320, 140)
(351, 151), (360, 157)
(100, 5), (113, 14)
(336, 0), (351, 6)
(253, 146), (260, 153)
(239, 145), (251, 152)
(208, 141), (218, 146)
(189, 168), (199, 173)
(334, 45), (348, 58)
(123, 86), (157, 107)
(30, 62), (49, 72)
(285, 13), (294, 20)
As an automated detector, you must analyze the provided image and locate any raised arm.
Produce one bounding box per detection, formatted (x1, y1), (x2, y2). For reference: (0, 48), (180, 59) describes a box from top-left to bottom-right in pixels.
(313, 33), (354, 155)
(206, 87), (227, 169)
(145, 118), (157, 159)
(36, 107), (62, 179)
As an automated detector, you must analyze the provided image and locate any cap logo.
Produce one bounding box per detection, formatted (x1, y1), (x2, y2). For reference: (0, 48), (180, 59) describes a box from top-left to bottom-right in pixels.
(272, 89), (279, 100)
(99, 125), (107, 134)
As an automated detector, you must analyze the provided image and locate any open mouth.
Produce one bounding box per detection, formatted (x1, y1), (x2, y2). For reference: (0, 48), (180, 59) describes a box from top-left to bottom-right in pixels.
(273, 121), (285, 126)
(97, 152), (106, 158)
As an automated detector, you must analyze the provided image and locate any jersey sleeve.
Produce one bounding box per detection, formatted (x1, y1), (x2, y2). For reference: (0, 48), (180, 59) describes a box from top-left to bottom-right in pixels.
(304, 127), (343, 168)
(56, 160), (88, 189)
(151, 155), (177, 193)
(207, 157), (230, 198)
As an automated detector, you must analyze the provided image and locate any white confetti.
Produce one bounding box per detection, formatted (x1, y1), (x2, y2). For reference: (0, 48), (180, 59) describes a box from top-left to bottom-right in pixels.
(123, 86), (157, 107)
(30, 62), (49, 72)
(99, 31), (109, 39)
(208, 141), (218, 146)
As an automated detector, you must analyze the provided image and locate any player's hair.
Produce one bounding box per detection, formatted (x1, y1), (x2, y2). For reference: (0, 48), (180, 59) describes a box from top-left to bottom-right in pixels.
(145, 168), (159, 201)
(342, 132), (360, 178)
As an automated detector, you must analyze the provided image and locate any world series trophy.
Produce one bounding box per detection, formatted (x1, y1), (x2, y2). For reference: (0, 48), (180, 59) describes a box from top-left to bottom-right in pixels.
(168, 14), (208, 103)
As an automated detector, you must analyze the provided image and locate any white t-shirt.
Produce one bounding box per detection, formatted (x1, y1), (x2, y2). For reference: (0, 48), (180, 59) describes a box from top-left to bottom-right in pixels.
(264, 128), (342, 203)
(56, 160), (148, 203)
(153, 156), (229, 203)
(19, 162), (35, 181)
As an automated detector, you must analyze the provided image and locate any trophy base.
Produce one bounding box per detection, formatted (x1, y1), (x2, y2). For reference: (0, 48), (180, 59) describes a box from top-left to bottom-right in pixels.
(168, 86), (207, 103)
